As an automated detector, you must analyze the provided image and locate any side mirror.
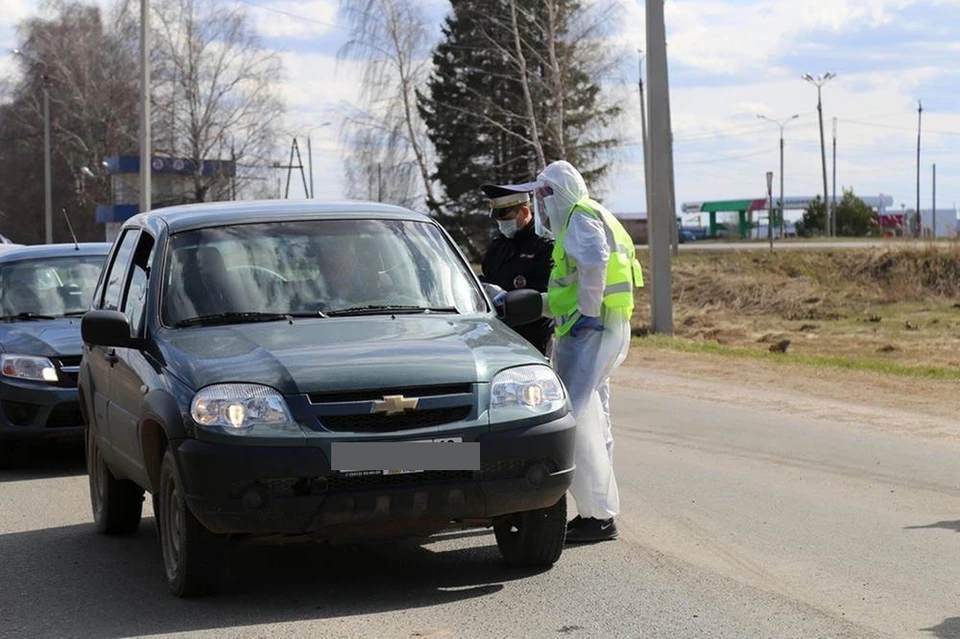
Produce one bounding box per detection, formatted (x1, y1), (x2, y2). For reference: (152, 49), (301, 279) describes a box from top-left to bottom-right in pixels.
(81, 309), (140, 349)
(500, 289), (544, 328)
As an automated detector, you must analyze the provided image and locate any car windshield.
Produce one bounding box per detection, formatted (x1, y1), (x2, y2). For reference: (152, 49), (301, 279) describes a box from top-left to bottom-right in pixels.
(0, 254), (107, 318)
(161, 217), (489, 326)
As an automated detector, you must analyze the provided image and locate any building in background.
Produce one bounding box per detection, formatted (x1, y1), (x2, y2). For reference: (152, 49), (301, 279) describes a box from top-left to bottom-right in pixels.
(95, 155), (236, 242)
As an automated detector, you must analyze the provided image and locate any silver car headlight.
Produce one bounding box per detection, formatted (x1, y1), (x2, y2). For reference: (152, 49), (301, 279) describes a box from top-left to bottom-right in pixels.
(190, 383), (301, 437)
(490, 364), (567, 421)
(0, 354), (58, 383)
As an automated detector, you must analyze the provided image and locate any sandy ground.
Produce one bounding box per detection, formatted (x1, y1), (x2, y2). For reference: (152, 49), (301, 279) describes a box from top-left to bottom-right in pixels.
(620, 347), (960, 441)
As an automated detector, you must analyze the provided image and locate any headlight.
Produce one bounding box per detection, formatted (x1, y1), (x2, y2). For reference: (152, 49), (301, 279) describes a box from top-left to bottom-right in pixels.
(490, 365), (567, 421)
(0, 354), (58, 383)
(190, 383), (301, 437)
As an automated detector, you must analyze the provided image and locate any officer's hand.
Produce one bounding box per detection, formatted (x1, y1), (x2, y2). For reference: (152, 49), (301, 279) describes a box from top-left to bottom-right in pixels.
(492, 291), (507, 316)
(570, 315), (604, 337)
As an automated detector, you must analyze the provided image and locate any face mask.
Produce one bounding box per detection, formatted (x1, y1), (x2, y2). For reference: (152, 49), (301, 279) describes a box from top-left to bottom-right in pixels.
(497, 219), (518, 237)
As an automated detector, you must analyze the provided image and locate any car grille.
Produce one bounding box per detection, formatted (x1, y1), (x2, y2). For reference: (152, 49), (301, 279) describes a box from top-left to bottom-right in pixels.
(51, 356), (82, 388)
(317, 406), (472, 433)
(308, 384), (473, 404)
(308, 383), (476, 434)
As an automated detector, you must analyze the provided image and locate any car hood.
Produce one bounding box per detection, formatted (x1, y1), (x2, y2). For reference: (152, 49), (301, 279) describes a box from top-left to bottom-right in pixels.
(0, 318), (83, 358)
(156, 315), (545, 395)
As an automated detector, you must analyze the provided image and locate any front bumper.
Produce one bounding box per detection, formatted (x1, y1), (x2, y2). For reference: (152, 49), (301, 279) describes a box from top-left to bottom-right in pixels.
(0, 378), (84, 439)
(174, 412), (576, 538)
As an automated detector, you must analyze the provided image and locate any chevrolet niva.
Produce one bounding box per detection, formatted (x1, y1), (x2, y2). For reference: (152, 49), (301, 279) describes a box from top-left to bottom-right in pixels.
(78, 200), (576, 597)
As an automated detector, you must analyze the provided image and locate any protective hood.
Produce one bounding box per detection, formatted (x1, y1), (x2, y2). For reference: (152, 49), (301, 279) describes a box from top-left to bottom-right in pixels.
(536, 161), (590, 234)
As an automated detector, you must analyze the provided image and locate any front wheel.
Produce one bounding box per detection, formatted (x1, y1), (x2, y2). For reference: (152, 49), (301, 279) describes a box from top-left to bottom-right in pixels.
(87, 428), (144, 535)
(494, 494), (567, 567)
(157, 448), (228, 597)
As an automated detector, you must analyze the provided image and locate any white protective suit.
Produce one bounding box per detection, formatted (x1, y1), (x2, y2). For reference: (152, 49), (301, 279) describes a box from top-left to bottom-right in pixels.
(535, 160), (631, 521)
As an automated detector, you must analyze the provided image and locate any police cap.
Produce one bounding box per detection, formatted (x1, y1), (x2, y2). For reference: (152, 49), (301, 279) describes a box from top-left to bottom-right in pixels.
(480, 183), (535, 218)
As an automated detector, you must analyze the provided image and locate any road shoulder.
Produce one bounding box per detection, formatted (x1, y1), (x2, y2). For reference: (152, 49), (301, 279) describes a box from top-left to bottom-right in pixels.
(616, 347), (960, 442)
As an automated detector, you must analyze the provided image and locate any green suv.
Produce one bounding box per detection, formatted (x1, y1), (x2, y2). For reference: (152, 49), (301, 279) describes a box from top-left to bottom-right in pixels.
(78, 200), (576, 597)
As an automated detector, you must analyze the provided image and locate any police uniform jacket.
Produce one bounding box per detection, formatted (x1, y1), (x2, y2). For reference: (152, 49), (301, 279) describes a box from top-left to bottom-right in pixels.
(479, 220), (554, 355)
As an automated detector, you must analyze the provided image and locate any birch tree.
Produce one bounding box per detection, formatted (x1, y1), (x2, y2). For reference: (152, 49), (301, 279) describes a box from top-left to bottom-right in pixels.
(151, 0), (284, 203)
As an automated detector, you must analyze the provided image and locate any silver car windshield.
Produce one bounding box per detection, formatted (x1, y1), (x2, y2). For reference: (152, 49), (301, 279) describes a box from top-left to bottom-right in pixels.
(0, 255), (106, 318)
(161, 218), (488, 325)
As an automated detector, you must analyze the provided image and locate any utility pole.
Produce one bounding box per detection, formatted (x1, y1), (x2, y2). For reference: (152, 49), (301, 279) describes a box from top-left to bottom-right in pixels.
(42, 79), (52, 244)
(646, 0), (674, 334)
(13, 50), (53, 243)
(832, 117), (837, 236)
(916, 100), (923, 238)
(757, 114), (799, 241)
(307, 135), (314, 199)
(637, 50), (652, 227)
(139, 0), (151, 214)
(802, 72), (835, 236)
(932, 163), (937, 239)
(766, 171), (774, 251)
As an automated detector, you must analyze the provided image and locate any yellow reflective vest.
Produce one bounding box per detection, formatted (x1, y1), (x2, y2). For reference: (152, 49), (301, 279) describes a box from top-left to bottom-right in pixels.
(547, 197), (644, 337)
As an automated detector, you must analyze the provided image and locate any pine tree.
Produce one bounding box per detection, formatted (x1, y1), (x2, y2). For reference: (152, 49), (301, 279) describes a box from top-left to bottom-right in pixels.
(418, 0), (622, 223)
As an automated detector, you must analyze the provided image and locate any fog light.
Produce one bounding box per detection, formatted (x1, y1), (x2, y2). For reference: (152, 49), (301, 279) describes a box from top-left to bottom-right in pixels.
(525, 462), (550, 486)
(241, 484), (268, 510)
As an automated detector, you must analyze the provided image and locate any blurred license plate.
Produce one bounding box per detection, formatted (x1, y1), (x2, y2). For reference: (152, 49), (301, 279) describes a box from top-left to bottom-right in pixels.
(334, 437), (473, 475)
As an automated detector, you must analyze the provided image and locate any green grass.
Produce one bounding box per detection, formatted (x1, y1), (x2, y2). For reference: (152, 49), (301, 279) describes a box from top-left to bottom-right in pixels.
(632, 334), (960, 381)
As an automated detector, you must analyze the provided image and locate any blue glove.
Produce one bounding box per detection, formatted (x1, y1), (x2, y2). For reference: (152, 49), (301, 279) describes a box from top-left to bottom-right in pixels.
(570, 315), (604, 337)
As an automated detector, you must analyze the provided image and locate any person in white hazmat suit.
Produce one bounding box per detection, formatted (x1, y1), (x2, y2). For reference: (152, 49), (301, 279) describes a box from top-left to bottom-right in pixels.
(533, 160), (644, 543)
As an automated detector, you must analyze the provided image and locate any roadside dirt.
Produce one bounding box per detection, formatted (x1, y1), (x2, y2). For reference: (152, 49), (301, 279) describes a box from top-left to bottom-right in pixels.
(616, 347), (960, 442)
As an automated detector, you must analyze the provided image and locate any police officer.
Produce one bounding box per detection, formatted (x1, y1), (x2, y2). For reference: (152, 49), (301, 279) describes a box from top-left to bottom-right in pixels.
(478, 183), (555, 356)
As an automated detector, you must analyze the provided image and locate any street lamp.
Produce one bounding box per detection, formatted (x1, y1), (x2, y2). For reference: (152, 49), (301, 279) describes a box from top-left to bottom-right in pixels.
(766, 171), (774, 251)
(757, 114), (800, 240)
(802, 71), (836, 236)
(10, 48), (53, 244)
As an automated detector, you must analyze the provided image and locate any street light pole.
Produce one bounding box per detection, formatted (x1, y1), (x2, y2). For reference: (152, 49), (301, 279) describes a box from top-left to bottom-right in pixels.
(766, 171), (774, 251)
(757, 114), (799, 242)
(42, 81), (52, 244)
(305, 121), (332, 199)
(140, 0), (151, 214)
(11, 49), (53, 243)
(802, 72), (836, 236)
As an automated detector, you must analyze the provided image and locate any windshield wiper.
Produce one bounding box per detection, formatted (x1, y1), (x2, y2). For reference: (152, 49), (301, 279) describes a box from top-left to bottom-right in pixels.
(326, 305), (459, 317)
(172, 311), (292, 328)
(0, 312), (58, 321)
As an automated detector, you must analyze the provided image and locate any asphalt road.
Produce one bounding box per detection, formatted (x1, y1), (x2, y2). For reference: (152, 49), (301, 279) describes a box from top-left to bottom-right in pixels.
(1, 378), (958, 639)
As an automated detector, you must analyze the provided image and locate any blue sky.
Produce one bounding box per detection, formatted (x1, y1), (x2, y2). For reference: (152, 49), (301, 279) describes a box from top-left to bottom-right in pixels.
(4, 0), (960, 229)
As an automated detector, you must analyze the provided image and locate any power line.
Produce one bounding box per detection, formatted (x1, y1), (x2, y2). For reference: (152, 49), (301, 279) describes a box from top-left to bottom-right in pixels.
(839, 118), (960, 137)
(675, 146), (777, 165)
(233, 0), (348, 32)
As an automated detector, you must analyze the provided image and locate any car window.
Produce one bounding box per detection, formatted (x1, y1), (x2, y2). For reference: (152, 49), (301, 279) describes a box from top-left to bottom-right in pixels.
(0, 254), (108, 318)
(160, 218), (487, 326)
(121, 232), (156, 334)
(102, 230), (139, 311)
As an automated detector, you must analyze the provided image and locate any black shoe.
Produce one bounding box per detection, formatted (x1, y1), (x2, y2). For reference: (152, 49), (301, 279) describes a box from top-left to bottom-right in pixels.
(567, 515), (586, 530)
(565, 517), (618, 544)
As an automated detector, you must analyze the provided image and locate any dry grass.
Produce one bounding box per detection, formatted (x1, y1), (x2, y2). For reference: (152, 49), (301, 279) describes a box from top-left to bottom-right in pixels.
(630, 244), (960, 375)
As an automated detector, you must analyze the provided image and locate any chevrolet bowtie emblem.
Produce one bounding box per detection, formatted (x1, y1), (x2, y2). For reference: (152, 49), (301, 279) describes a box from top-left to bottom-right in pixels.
(371, 394), (419, 416)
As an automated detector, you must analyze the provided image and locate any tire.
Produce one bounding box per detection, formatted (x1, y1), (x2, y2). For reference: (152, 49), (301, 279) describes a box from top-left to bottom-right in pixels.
(494, 494), (567, 567)
(87, 428), (144, 535)
(157, 448), (228, 597)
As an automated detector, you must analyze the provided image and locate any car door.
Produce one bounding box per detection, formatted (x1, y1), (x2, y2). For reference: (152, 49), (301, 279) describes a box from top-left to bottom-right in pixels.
(107, 231), (157, 485)
(85, 228), (140, 459)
